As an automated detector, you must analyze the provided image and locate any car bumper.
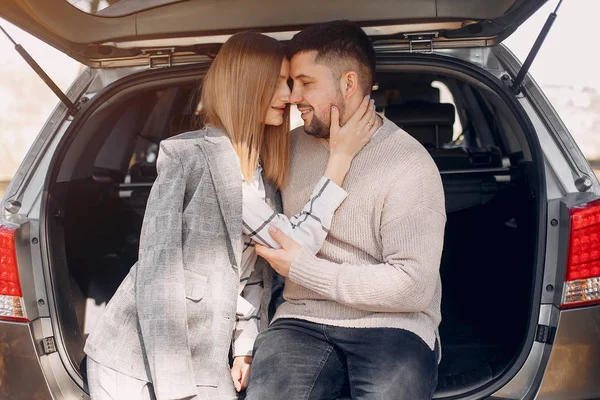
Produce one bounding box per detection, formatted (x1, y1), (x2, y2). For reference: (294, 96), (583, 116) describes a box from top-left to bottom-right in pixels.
(0, 320), (53, 399)
(536, 305), (600, 399)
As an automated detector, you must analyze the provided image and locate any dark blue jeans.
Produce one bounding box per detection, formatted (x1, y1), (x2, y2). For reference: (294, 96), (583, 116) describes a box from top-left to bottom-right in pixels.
(245, 318), (438, 400)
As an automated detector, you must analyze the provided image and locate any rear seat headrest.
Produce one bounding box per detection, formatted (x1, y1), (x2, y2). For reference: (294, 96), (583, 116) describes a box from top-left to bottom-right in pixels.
(385, 101), (456, 126)
(384, 101), (456, 148)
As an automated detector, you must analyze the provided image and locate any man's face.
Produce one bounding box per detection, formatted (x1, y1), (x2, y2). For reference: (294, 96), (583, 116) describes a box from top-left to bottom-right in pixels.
(289, 51), (345, 138)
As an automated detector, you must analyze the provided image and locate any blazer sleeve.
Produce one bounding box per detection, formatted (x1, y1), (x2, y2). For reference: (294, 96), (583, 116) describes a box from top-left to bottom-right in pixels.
(135, 141), (197, 400)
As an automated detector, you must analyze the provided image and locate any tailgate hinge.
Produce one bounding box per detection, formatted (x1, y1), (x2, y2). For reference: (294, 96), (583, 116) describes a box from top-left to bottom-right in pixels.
(142, 48), (175, 69)
(535, 324), (556, 344)
(403, 32), (439, 53)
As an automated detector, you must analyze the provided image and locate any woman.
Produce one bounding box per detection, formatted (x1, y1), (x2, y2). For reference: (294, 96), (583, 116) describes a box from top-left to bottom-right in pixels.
(84, 32), (377, 400)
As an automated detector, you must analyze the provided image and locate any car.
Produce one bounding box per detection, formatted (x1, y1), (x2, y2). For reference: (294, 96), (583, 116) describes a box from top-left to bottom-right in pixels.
(1, 0), (599, 399)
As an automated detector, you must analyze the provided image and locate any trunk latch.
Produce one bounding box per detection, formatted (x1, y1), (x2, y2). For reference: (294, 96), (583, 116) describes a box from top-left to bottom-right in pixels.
(142, 48), (175, 69)
(403, 32), (439, 54)
(42, 336), (57, 355)
(535, 324), (556, 345)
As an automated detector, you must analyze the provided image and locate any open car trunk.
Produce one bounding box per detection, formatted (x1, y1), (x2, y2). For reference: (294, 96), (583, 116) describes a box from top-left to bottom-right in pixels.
(42, 51), (542, 398)
(2, 0), (547, 66)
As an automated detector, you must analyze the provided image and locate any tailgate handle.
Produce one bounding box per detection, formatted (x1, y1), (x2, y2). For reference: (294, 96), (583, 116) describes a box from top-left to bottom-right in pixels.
(142, 48), (174, 69)
(403, 32), (439, 54)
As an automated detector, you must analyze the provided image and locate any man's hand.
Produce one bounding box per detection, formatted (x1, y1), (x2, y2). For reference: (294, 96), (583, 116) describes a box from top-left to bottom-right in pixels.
(231, 356), (252, 392)
(255, 226), (302, 277)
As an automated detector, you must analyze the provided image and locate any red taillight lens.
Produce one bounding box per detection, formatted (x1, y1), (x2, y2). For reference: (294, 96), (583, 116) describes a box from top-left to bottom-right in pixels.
(0, 225), (27, 322)
(563, 200), (600, 308)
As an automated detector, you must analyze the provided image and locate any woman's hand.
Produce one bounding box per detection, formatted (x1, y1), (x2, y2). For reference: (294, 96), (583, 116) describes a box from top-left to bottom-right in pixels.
(324, 95), (378, 186)
(231, 356), (252, 392)
(330, 95), (378, 159)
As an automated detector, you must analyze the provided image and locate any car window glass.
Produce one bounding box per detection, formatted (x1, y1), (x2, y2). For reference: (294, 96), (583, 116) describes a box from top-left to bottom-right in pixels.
(431, 80), (463, 141)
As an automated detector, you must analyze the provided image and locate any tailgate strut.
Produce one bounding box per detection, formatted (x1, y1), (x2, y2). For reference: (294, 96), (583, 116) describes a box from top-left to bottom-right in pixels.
(0, 25), (79, 116)
(510, 0), (563, 94)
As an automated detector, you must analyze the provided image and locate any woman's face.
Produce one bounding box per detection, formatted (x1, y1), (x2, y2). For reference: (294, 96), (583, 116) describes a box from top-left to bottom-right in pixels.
(264, 58), (291, 126)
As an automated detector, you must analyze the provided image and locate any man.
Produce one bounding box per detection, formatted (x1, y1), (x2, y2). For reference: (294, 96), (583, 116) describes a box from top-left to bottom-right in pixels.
(247, 20), (446, 399)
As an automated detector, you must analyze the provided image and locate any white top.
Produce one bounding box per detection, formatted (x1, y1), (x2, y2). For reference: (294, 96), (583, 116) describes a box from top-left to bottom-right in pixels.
(233, 165), (347, 356)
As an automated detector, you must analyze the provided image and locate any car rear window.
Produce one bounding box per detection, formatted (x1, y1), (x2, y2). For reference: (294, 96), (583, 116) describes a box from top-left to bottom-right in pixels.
(65, 0), (185, 17)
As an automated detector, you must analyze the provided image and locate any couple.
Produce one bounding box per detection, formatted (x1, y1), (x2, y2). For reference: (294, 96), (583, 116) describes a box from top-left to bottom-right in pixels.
(84, 20), (446, 400)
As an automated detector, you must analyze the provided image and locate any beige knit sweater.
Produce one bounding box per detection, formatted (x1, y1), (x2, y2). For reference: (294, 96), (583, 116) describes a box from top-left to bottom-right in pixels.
(275, 115), (446, 350)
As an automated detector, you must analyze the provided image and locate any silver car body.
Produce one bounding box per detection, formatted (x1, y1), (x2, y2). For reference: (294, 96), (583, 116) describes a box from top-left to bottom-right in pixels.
(1, 0), (599, 399)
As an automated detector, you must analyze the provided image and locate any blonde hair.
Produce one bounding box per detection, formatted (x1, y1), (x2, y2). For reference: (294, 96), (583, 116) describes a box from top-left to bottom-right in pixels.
(200, 32), (290, 188)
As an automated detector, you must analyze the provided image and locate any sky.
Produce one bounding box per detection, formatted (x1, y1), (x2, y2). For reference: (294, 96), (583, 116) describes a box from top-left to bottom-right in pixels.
(0, 18), (81, 180)
(0, 0), (595, 180)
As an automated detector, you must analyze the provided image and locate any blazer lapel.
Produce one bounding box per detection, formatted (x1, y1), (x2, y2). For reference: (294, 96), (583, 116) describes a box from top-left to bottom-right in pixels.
(198, 131), (243, 269)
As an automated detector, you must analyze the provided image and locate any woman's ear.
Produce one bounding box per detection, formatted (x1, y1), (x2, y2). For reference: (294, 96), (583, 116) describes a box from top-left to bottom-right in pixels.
(340, 71), (359, 100)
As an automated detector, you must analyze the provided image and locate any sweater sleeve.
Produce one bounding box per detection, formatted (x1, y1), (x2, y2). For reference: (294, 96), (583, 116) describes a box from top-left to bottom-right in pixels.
(288, 206), (445, 313)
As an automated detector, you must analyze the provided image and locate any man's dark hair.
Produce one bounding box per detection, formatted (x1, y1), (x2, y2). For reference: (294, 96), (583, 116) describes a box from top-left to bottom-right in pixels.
(287, 20), (376, 95)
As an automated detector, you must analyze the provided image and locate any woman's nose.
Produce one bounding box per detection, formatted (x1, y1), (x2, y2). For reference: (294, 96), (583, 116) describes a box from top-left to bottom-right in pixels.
(289, 87), (301, 104)
(281, 86), (291, 103)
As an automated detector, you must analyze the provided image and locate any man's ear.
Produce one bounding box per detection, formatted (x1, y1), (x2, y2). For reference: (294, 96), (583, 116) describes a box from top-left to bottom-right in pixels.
(340, 71), (359, 100)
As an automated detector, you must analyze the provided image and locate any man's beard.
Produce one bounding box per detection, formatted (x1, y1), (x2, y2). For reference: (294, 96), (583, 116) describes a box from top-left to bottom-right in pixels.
(304, 96), (345, 139)
(304, 114), (331, 139)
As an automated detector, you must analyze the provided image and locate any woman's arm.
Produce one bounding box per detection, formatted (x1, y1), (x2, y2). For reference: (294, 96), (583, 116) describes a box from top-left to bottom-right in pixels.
(231, 96), (380, 387)
(135, 141), (197, 400)
(242, 177), (346, 254)
(231, 259), (263, 392)
(242, 95), (379, 253)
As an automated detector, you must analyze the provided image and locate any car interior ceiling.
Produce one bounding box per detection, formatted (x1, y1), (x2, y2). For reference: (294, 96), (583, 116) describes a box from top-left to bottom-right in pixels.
(47, 70), (536, 396)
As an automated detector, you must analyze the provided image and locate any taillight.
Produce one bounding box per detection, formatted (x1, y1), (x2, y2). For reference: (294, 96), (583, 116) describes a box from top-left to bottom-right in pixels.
(0, 225), (28, 322)
(563, 199), (600, 308)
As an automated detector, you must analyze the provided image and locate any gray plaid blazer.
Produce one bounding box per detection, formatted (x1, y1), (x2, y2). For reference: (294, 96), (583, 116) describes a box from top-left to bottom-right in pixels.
(84, 127), (280, 399)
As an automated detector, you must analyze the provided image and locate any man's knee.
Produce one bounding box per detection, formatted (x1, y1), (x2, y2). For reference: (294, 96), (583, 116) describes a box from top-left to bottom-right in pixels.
(250, 325), (294, 368)
(379, 350), (437, 399)
(346, 330), (438, 400)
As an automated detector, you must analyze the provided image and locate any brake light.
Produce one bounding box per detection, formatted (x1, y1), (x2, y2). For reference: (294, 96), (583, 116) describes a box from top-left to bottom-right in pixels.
(563, 200), (600, 308)
(0, 225), (27, 322)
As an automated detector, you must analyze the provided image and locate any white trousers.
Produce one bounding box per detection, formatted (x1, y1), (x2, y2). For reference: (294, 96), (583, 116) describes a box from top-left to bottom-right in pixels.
(87, 357), (238, 400)
(87, 357), (155, 400)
